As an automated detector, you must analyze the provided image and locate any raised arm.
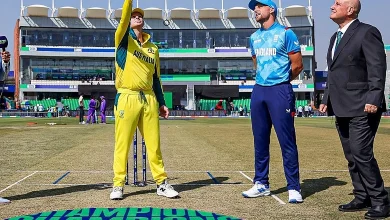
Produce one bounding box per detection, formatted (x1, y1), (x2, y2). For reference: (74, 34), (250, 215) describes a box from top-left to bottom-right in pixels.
(115, 0), (133, 47)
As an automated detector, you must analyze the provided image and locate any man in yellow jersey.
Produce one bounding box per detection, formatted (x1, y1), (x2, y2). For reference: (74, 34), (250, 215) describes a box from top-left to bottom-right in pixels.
(110, 0), (179, 200)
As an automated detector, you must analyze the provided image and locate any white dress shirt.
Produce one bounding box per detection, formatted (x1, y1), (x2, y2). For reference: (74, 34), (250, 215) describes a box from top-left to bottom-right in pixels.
(332, 19), (357, 59)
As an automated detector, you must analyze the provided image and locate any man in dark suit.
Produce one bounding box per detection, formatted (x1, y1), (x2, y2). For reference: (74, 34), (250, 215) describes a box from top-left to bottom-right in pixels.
(0, 48), (10, 204)
(319, 0), (389, 219)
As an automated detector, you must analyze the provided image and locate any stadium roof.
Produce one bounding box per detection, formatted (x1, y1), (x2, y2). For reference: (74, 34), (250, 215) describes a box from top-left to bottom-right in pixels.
(170, 8), (192, 19)
(144, 8), (164, 19)
(113, 7), (164, 19)
(26, 5), (49, 17)
(113, 8), (122, 19)
(198, 8), (220, 19)
(85, 7), (107, 18)
(227, 7), (248, 18)
(284, 5), (308, 17)
(57, 7), (78, 18)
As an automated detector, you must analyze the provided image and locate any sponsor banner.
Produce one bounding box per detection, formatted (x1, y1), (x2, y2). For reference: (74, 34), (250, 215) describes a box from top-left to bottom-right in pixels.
(215, 48), (249, 53)
(8, 70), (14, 77)
(3, 85), (15, 92)
(315, 82), (327, 90)
(21, 47), (209, 54)
(20, 84), (77, 89)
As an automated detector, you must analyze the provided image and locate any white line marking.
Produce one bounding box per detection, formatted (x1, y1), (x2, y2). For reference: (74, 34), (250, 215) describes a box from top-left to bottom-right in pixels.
(5, 169), (390, 174)
(0, 171), (38, 193)
(239, 171), (253, 182)
(271, 195), (287, 205)
(9, 183), (253, 187)
(239, 171), (286, 205)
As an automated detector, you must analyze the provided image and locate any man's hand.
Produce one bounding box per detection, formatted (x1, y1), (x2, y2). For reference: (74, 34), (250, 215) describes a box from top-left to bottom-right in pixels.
(364, 104), (378, 114)
(319, 104), (327, 113)
(1, 51), (10, 63)
(159, 105), (169, 119)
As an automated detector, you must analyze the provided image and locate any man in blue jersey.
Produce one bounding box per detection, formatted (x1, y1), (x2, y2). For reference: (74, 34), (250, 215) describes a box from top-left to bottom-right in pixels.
(243, 0), (304, 203)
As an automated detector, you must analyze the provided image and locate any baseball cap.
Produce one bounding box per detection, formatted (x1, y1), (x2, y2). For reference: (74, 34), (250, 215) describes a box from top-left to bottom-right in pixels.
(132, 8), (144, 17)
(248, 0), (278, 17)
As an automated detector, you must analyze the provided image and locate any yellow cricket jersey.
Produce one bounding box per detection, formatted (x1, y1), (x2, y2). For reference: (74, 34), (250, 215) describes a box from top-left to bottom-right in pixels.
(115, 0), (161, 92)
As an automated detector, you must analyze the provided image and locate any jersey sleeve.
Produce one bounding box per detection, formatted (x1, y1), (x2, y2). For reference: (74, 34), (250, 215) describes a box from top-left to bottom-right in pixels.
(115, 0), (133, 47)
(249, 35), (255, 56)
(152, 49), (166, 107)
(285, 29), (301, 54)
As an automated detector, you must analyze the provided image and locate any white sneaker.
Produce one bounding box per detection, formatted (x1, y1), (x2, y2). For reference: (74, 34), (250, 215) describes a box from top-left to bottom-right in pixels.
(288, 189), (303, 203)
(157, 180), (179, 198)
(242, 181), (270, 198)
(110, 186), (123, 200)
(0, 197), (10, 204)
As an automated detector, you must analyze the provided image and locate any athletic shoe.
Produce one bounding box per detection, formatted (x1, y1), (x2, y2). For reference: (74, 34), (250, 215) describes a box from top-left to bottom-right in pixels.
(110, 186), (123, 200)
(157, 180), (179, 198)
(288, 189), (303, 203)
(0, 197), (10, 204)
(242, 181), (271, 198)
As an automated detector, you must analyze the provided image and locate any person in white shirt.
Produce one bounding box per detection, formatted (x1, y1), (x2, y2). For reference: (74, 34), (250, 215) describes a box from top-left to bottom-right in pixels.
(38, 104), (44, 117)
(304, 104), (309, 117)
(297, 105), (303, 117)
(78, 94), (85, 124)
(239, 105), (244, 116)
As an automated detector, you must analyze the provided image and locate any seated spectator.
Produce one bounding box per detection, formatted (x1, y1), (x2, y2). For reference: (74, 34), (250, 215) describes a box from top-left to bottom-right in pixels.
(215, 100), (224, 110)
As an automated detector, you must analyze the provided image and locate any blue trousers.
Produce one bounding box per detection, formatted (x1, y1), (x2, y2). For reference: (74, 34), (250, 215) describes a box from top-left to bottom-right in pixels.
(250, 83), (301, 191)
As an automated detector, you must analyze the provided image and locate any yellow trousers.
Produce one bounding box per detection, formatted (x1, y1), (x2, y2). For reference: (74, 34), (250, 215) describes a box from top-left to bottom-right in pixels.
(113, 88), (167, 187)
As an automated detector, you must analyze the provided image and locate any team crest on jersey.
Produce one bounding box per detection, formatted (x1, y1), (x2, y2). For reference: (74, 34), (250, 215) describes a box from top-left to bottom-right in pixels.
(147, 48), (155, 54)
(119, 110), (124, 118)
(273, 35), (279, 42)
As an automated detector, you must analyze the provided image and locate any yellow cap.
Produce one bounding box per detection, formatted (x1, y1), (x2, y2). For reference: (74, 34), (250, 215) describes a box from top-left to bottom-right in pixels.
(132, 8), (144, 17)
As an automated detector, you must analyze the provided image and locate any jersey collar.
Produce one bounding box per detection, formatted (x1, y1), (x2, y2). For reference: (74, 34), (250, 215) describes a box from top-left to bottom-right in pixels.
(260, 22), (278, 31)
(129, 28), (151, 45)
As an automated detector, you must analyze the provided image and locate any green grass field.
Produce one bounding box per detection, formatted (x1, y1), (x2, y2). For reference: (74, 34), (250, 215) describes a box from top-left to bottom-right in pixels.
(0, 117), (389, 219)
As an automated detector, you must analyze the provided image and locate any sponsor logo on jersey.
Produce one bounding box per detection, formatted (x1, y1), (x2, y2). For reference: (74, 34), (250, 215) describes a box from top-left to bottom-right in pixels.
(255, 48), (277, 56)
(133, 50), (155, 64)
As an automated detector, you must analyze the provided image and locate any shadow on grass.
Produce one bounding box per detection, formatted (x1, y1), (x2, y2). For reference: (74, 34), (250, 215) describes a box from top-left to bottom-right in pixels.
(4, 177), (236, 200)
(123, 177), (233, 198)
(272, 177), (347, 199)
(5, 183), (112, 201)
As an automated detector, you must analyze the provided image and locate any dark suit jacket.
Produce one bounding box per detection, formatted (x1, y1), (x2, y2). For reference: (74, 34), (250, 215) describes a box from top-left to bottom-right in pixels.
(322, 19), (387, 117)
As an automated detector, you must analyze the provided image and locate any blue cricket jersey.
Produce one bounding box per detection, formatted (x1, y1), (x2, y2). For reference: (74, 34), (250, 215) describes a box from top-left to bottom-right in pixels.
(250, 22), (301, 86)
